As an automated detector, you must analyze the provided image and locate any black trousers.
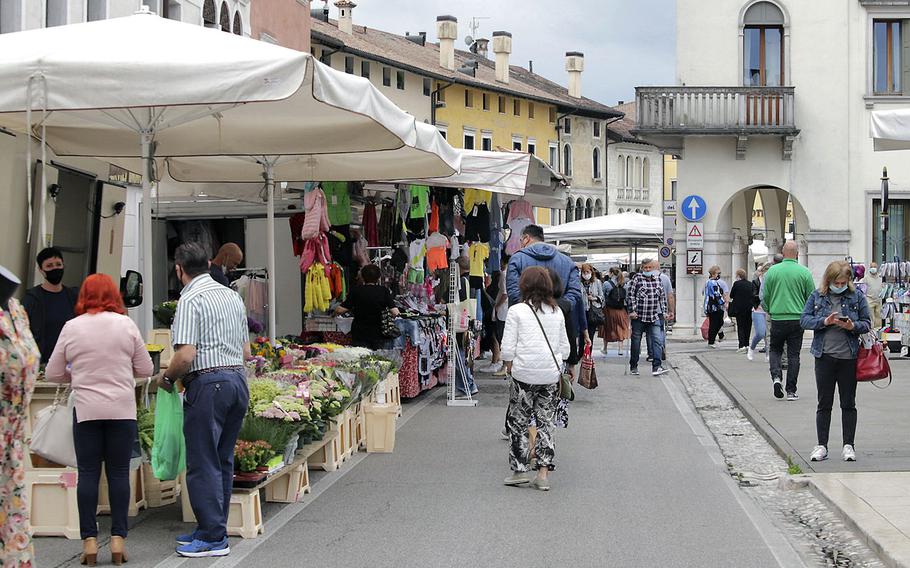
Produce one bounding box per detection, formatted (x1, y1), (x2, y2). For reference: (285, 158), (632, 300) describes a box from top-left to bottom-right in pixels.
(707, 310), (725, 345)
(815, 355), (858, 447)
(735, 313), (752, 348)
(769, 320), (804, 394)
(73, 416), (137, 540)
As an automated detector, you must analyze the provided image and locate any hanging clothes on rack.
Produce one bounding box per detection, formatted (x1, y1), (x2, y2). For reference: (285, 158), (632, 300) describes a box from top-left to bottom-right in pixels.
(289, 213), (307, 257)
(301, 187), (330, 240)
(300, 234), (332, 275)
(505, 198), (534, 255)
(362, 202), (379, 246)
(321, 182), (352, 226)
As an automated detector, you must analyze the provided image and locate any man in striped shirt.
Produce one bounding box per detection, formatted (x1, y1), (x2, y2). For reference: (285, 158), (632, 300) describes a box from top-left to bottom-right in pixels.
(159, 243), (250, 558)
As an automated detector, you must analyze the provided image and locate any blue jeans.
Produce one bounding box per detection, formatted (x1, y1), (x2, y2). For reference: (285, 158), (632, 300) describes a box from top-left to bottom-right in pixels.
(183, 369), (249, 542)
(750, 311), (767, 350)
(631, 319), (663, 371)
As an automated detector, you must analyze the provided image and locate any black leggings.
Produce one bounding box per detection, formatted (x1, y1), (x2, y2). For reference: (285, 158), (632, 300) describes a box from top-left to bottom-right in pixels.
(815, 355), (858, 447)
(735, 313), (752, 348)
(707, 311), (725, 345)
(73, 416), (137, 540)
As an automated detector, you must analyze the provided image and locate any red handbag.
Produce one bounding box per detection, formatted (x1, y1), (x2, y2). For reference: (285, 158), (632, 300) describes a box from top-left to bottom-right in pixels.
(856, 341), (891, 388)
(700, 317), (710, 341)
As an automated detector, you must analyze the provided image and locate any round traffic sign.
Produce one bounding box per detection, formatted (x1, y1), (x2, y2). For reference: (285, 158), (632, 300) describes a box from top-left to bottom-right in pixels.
(660, 246), (672, 258)
(681, 195), (707, 222)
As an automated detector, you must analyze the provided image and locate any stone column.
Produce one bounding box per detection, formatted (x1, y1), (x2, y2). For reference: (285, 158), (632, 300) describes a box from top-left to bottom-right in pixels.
(674, 231), (733, 335)
(805, 230), (852, 282)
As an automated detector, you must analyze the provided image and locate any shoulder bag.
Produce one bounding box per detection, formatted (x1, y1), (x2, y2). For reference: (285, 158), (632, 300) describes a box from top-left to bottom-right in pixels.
(856, 334), (891, 388)
(30, 385), (78, 467)
(528, 303), (575, 401)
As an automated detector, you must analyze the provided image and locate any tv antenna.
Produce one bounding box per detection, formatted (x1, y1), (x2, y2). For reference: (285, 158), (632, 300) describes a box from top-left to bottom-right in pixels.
(467, 16), (490, 45)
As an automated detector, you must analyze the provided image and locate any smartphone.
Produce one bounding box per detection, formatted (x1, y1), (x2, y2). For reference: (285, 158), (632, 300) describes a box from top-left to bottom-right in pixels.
(837, 315), (850, 322)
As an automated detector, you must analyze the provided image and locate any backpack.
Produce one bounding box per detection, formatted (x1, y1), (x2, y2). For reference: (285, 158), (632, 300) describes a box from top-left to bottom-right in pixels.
(604, 280), (627, 309)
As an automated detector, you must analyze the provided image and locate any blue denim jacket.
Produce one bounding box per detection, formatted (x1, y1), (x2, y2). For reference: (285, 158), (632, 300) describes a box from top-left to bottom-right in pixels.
(799, 288), (871, 358)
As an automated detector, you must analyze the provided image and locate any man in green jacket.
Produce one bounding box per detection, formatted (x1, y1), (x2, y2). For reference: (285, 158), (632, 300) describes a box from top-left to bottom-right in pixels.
(761, 241), (816, 401)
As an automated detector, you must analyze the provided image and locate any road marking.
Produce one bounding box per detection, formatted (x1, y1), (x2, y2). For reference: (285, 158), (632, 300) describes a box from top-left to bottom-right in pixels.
(153, 387), (446, 568)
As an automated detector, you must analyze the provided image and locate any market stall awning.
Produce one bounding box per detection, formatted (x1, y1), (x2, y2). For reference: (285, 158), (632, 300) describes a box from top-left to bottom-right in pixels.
(544, 212), (664, 246)
(871, 108), (910, 151)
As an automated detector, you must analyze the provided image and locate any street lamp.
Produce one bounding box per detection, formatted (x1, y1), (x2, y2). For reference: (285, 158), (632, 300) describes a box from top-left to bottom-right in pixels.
(881, 167), (890, 263)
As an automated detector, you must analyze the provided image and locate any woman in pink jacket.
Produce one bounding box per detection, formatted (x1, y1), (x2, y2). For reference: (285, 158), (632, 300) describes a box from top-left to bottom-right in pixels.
(46, 274), (153, 566)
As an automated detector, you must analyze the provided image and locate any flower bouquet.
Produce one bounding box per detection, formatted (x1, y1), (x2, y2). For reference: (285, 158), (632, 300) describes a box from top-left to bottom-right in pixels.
(152, 301), (178, 327)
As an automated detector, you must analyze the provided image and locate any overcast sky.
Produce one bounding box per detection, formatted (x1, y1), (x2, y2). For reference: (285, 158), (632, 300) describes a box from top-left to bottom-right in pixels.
(339, 0), (676, 105)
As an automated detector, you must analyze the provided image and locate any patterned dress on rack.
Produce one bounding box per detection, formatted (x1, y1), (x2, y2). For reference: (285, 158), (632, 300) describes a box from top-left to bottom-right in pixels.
(0, 299), (40, 567)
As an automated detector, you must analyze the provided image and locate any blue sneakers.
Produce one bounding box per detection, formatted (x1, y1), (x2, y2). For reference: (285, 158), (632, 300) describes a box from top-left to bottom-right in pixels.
(175, 532), (197, 546)
(176, 537), (230, 558)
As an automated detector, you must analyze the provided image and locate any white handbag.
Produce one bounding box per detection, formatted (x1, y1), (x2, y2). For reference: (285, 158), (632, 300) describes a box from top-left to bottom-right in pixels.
(30, 386), (77, 468)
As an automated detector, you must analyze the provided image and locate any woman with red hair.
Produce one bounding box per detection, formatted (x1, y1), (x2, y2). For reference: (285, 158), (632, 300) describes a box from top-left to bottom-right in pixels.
(46, 274), (153, 566)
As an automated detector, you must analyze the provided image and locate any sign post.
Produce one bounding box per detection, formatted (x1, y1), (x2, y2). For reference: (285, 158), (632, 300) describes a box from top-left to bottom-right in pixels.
(681, 195), (708, 337)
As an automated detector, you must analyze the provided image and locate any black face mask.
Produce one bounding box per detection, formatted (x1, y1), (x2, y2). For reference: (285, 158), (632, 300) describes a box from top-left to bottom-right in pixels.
(44, 268), (64, 286)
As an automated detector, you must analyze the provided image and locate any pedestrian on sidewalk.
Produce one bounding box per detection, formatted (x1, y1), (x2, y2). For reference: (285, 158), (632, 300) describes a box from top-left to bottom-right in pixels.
(762, 241), (815, 401)
(479, 256), (510, 377)
(45, 274), (154, 566)
(158, 243), (251, 558)
(703, 266), (730, 347)
(749, 265), (770, 361)
(580, 263), (605, 346)
(800, 260), (871, 462)
(862, 262), (883, 329)
(601, 267), (630, 356)
(501, 266), (570, 491)
(625, 258), (669, 376)
(729, 269), (755, 353)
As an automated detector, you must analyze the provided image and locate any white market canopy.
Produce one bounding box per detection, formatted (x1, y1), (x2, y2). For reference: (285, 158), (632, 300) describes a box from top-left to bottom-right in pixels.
(871, 109), (910, 151)
(544, 212), (664, 246)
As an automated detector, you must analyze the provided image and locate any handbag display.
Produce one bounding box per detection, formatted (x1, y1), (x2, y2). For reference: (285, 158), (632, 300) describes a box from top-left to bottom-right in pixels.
(380, 308), (401, 339)
(579, 345), (598, 390)
(30, 386), (77, 468)
(856, 336), (891, 388)
(528, 303), (575, 402)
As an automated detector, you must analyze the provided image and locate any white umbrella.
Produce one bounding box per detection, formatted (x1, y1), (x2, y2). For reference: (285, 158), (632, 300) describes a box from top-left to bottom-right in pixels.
(871, 109), (910, 151)
(544, 212), (663, 245)
(0, 11), (460, 338)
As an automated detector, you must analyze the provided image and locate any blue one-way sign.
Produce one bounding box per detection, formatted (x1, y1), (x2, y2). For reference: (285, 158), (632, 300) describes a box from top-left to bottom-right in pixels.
(681, 195), (707, 222)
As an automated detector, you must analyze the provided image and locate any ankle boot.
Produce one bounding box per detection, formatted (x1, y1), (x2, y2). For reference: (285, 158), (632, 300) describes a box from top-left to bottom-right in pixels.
(110, 536), (128, 565)
(80, 538), (97, 566)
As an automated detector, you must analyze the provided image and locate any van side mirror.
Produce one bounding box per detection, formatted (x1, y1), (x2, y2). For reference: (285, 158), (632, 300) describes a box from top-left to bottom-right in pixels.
(121, 270), (143, 308)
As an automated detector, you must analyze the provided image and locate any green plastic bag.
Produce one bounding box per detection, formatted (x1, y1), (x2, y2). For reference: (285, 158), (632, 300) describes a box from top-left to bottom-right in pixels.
(151, 388), (186, 481)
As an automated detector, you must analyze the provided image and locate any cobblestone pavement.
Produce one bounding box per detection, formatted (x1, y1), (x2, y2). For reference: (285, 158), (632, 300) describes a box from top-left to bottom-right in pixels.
(671, 351), (885, 568)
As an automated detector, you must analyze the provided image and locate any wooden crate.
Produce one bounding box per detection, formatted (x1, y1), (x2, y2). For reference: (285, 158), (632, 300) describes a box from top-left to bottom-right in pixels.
(264, 464), (309, 503)
(142, 463), (180, 508)
(227, 491), (263, 539)
(363, 403), (398, 453)
(25, 469), (80, 539)
(306, 429), (342, 472)
(97, 466), (146, 517)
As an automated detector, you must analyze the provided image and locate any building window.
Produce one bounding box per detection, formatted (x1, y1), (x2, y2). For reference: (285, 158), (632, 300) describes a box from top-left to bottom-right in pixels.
(528, 102), (535, 119)
(361, 60), (371, 79)
(498, 96), (506, 114)
(575, 200), (584, 221)
(644, 209), (650, 216)
(345, 56), (355, 74)
(642, 157), (650, 189)
(874, 20), (906, 95)
(437, 87), (446, 102)
(742, 1), (785, 86)
(437, 125), (448, 140)
(465, 89), (474, 108)
(423, 78), (431, 96)
(321, 50), (333, 66)
(671, 179), (678, 200)
(593, 121), (601, 138)
(626, 156), (633, 187)
(483, 93), (490, 111)
(634, 157), (642, 188)
(593, 147), (601, 180)
(482, 132), (493, 151)
(203, 0), (216, 26)
(563, 144), (572, 176)
(549, 143), (558, 168)
(563, 117), (571, 134)
(617, 155), (626, 188)
(549, 107), (557, 123)
(513, 99), (521, 116)
(232, 11), (242, 35)
(585, 199), (593, 219)
(464, 130), (476, 150)
(513, 138), (522, 151)
(47, 0), (67, 26)
(382, 67), (391, 87)
(594, 199), (603, 216)
(396, 70), (405, 90)
(528, 140), (536, 155)
(220, 1), (230, 32)
(566, 199), (575, 222)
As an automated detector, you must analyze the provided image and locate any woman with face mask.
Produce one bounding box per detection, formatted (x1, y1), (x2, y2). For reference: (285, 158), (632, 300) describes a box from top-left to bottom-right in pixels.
(579, 264), (604, 347)
(800, 261), (871, 463)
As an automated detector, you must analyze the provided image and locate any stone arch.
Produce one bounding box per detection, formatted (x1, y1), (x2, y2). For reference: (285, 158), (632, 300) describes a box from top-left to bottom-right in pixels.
(739, 0), (789, 29)
(203, 0), (216, 26)
(575, 199), (584, 221)
(594, 199), (603, 217)
(233, 10), (242, 35)
(220, 1), (230, 32)
(593, 147), (601, 180)
(566, 198), (575, 222)
(585, 198), (593, 219)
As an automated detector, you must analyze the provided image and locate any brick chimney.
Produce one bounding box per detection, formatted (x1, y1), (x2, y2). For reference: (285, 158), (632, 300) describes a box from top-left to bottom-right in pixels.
(566, 51), (584, 98)
(492, 31), (512, 84)
(437, 16), (457, 71)
(472, 38), (490, 60)
(335, 0), (356, 35)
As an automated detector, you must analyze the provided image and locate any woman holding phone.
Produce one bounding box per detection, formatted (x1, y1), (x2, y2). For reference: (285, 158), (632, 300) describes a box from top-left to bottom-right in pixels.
(799, 261), (871, 463)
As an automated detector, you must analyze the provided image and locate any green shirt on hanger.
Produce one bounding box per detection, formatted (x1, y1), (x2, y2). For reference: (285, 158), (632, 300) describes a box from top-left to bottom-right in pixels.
(321, 181), (352, 226)
(409, 185), (430, 219)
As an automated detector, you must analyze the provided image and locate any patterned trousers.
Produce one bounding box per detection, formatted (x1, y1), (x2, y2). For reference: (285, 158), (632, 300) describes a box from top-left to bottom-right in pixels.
(507, 378), (558, 472)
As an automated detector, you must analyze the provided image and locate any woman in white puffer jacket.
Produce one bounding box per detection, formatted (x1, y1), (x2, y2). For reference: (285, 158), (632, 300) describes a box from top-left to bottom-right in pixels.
(501, 266), (571, 491)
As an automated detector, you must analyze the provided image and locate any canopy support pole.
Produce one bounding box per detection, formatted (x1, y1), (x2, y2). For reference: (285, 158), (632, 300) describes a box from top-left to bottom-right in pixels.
(263, 161), (278, 343)
(141, 130), (154, 339)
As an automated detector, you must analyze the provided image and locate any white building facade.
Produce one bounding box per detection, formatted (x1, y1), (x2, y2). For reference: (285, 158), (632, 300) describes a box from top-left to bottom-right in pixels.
(636, 0), (910, 333)
(563, 114), (607, 222)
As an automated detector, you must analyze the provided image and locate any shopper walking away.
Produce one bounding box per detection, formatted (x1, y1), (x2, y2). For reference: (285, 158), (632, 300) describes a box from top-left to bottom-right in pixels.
(335, 264), (400, 350)
(480, 257), (510, 376)
(601, 267), (630, 356)
(506, 224), (582, 312)
(862, 262), (883, 329)
(625, 259), (669, 376)
(210, 243), (244, 287)
(749, 266), (770, 361)
(650, 269), (675, 362)
(501, 266), (570, 491)
(22, 247), (79, 364)
(703, 266), (730, 347)
(762, 241), (815, 401)
(800, 261), (871, 462)
(158, 243), (250, 558)
(580, 263), (604, 345)
(729, 269), (756, 353)
(45, 274), (154, 566)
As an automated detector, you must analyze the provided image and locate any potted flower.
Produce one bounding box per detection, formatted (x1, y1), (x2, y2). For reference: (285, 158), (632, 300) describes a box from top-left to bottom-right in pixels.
(233, 440), (272, 487)
(152, 300), (178, 328)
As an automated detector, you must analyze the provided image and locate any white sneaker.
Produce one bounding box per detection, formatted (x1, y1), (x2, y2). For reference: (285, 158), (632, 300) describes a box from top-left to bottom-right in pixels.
(481, 361), (503, 374)
(737, 347), (747, 354)
(652, 367), (669, 376)
(810, 445), (828, 461)
(843, 444), (856, 462)
(747, 348), (755, 361)
(477, 351), (491, 361)
(600, 349), (609, 357)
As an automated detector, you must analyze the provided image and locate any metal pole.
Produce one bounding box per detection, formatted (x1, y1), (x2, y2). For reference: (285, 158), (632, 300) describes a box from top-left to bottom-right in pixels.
(881, 167), (890, 264)
(264, 162), (278, 343)
(140, 130), (154, 339)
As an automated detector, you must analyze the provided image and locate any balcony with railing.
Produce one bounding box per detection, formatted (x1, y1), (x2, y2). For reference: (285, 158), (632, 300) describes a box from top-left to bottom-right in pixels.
(634, 86), (799, 159)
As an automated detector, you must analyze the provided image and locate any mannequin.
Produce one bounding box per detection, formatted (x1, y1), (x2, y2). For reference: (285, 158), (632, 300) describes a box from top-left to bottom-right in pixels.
(0, 265), (20, 312)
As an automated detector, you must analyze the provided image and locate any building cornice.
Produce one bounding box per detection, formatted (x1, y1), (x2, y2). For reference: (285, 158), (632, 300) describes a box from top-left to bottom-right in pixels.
(859, 1), (910, 6)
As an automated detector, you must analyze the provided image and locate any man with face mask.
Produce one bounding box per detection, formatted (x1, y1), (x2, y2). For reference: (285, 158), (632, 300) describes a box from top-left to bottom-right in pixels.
(625, 258), (669, 376)
(22, 247), (79, 364)
(862, 262), (883, 329)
